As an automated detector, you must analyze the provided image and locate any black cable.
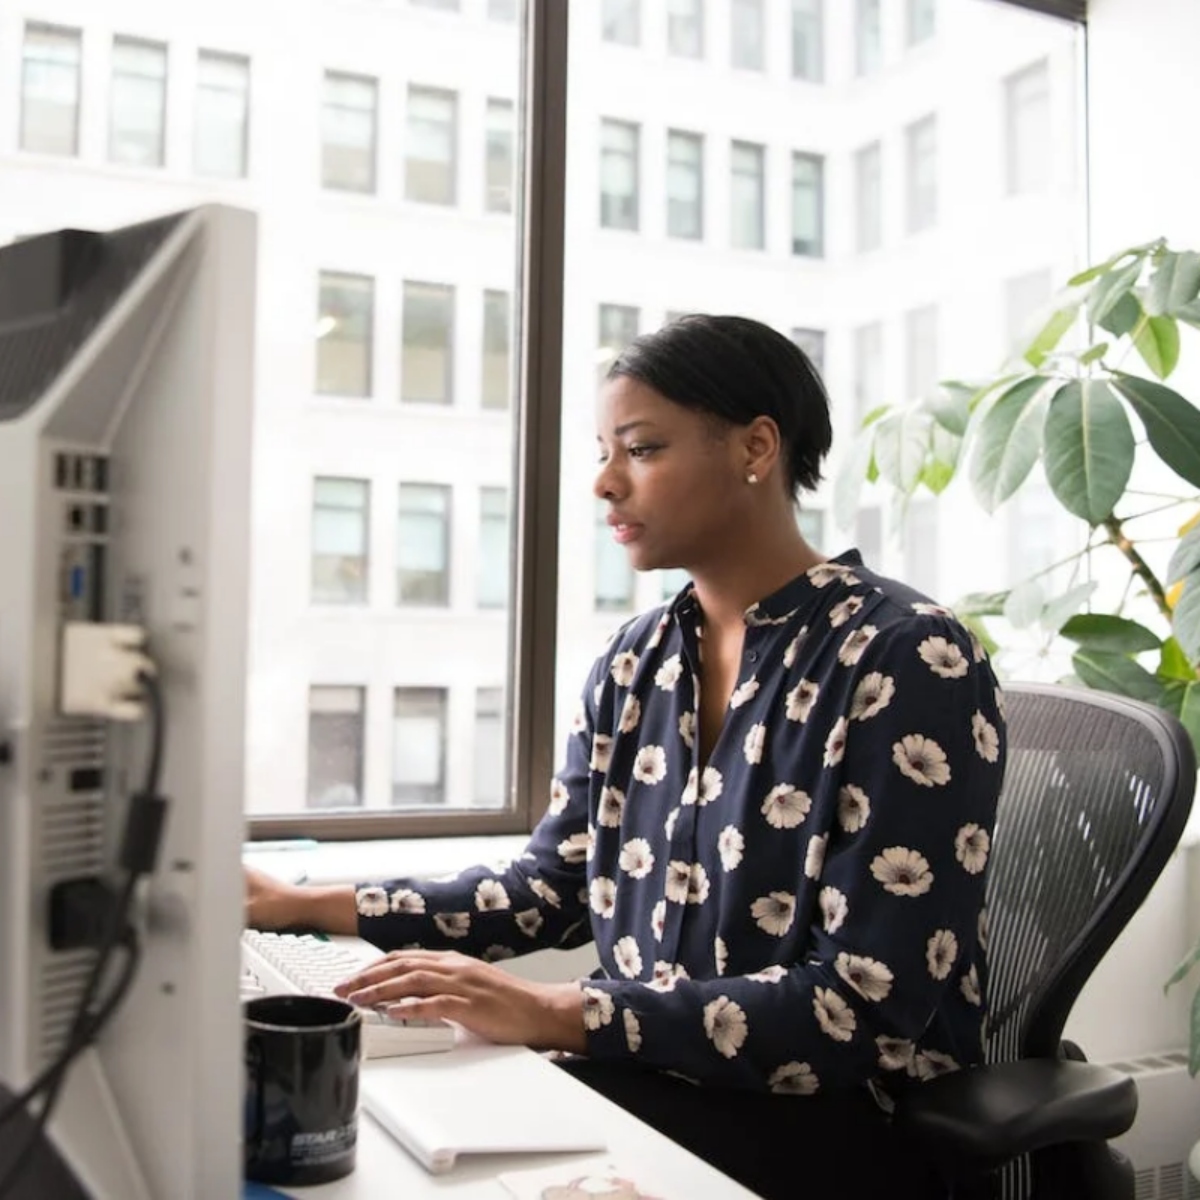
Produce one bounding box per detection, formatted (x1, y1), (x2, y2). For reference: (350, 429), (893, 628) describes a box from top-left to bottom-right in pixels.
(139, 671), (164, 797)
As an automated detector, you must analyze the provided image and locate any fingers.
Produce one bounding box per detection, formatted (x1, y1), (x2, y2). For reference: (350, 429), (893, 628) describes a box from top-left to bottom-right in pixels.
(338, 966), (466, 1009)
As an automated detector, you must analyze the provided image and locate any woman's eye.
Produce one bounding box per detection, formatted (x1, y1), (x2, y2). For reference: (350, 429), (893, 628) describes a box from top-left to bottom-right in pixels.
(629, 444), (658, 460)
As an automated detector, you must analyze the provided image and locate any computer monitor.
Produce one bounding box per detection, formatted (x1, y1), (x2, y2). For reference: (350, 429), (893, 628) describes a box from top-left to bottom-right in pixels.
(0, 204), (256, 1198)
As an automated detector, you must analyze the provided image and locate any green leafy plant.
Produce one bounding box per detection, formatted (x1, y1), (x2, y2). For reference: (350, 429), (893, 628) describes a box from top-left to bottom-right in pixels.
(1165, 937), (1200, 1077)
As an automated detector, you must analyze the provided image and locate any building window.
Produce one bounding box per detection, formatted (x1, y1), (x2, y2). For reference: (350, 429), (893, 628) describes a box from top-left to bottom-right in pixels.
(731, 141), (765, 251)
(21, 24), (81, 156)
(797, 506), (824, 548)
(1004, 268), (1053, 350)
(855, 0), (882, 77)
(474, 687), (506, 809)
(406, 85), (458, 205)
(392, 689), (447, 807)
(907, 0), (936, 45)
(397, 483), (451, 605)
(316, 272), (374, 398)
(322, 71), (377, 193)
(482, 290), (511, 410)
(602, 0), (640, 45)
(905, 114), (938, 233)
(855, 140), (882, 253)
(194, 51), (249, 179)
(402, 282), (455, 404)
(485, 98), (515, 213)
(852, 322), (883, 426)
(667, 0), (704, 59)
(791, 0), (823, 82)
(311, 478), (370, 605)
(307, 687), (365, 809)
(595, 501), (634, 611)
(790, 328), (826, 376)
(666, 131), (704, 240)
(659, 567), (690, 601)
(903, 499), (940, 597)
(905, 304), (939, 401)
(791, 152), (824, 256)
(598, 304), (639, 369)
(478, 488), (510, 608)
(731, 0), (766, 71)
(109, 37), (167, 166)
(599, 119), (640, 231)
(488, 0), (518, 19)
(1005, 59), (1051, 196)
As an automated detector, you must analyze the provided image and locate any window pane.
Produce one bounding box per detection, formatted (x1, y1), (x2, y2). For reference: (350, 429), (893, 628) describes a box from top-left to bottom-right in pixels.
(402, 281), (455, 404)
(397, 483), (451, 605)
(855, 0), (881, 77)
(731, 141), (765, 250)
(109, 37), (167, 166)
(659, 566), (690, 601)
(323, 72), (377, 192)
(791, 152), (824, 256)
(731, 0), (765, 71)
(602, 0), (640, 46)
(852, 322), (883, 426)
(905, 304), (939, 401)
(790, 328), (826, 376)
(907, 0), (936, 45)
(316, 272), (374, 397)
(667, 0), (704, 59)
(797, 506), (824, 548)
(1006, 59), (1051, 196)
(307, 687), (364, 809)
(195, 51), (249, 179)
(473, 686), (506, 808)
(791, 0), (823, 82)
(312, 478), (369, 605)
(600, 119), (639, 231)
(406, 86), (457, 204)
(21, 24), (81, 156)
(598, 304), (639, 371)
(855, 140), (882, 252)
(478, 487), (510, 608)
(485, 98), (515, 213)
(594, 501), (634, 611)
(488, 0), (518, 19)
(903, 499), (940, 597)
(392, 689), (446, 806)
(482, 290), (511, 409)
(666, 131), (703, 240)
(905, 115), (937, 233)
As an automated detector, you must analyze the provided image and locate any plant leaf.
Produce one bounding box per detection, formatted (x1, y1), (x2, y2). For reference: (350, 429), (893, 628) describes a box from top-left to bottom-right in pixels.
(925, 384), (972, 436)
(1072, 648), (1166, 704)
(1167, 524), (1200, 587)
(960, 615), (999, 657)
(956, 591), (1010, 617)
(1077, 342), (1110, 366)
(1087, 261), (1142, 327)
(1178, 680), (1200, 761)
(833, 427), (876, 532)
(1190, 986), (1200, 1078)
(1175, 576), (1200, 662)
(1165, 938), (1200, 992)
(1098, 291), (1142, 339)
(1004, 580), (1045, 630)
(1148, 250), (1200, 317)
(969, 377), (1050, 513)
(920, 424), (962, 496)
(1133, 314), (1181, 379)
(874, 408), (932, 493)
(1112, 374), (1200, 489)
(1060, 613), (1163, 655)
(1174, 298), (1200, 329)
(1040, 581), (1099, 634)
(1043, 380), (1136, 525)
(1025, 303), (1079, 367)
(1067, 240), (1160, 288)
(1158, 637), (1196, 682)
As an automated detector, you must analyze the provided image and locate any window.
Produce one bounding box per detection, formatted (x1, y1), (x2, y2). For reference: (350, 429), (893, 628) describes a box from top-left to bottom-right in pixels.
(598, 304), (639, 368)
(797, 507), (824, 548)
(402, 282), (455, 404)
(730, 0), (765, 71)
(855, 0), (882, 77)
(1005, 59), (1051, 196)
(478, 488), (510, 608)
(659, 567), (690, 600)
(397, 484), (451, 605)
(855, 140), (882, 252)
(904, 499), (940, 598)
(311, 478), (370, 605)
(730, 141), (765, 250)
(392, 689), (446, 806)
(482, 290), (511, 409)
(666, 131), (703, 240)
(21, 24), (81, 156)
(791, 0), (823, 82)
(485, 98), (515, 213)
(322, 72), (377, 193)
(1004, 268), (1053, 349)
(667, 0), (704, 59)
(602, 0), (640, 45)
(316, 272), (374, 397)
(488, 0), (518, 18)
(905, 114), (937, 233)
(406, 86), (457, 205)
(790, 328), (826, 376)
(109, 37), (167, 166)
(195, 51), (249, 179)
(307, 687), (365, 809)
(600, 119), (639, 231)
(905, 304), (939, 400)
(852, 322), (884, 426)
(907, 0), (936, 45)
(473, 687), (506, 809)
(595, 501), (634, 611)
(791, 152), (824, 256)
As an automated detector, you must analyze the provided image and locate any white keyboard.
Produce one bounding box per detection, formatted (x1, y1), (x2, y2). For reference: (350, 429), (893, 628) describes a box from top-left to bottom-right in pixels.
(241, 929), (455, 1058)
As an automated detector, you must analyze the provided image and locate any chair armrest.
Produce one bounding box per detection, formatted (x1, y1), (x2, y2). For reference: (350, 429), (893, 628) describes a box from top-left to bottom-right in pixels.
(891, 1059), (1137, 1171)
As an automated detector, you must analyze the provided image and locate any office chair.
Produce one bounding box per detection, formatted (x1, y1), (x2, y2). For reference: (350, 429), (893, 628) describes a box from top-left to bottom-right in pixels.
(891, 683), (1197, 1200)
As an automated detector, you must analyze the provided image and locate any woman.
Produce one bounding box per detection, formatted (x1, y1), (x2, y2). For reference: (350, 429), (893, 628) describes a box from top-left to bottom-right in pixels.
(247, 315), (1005, 1198)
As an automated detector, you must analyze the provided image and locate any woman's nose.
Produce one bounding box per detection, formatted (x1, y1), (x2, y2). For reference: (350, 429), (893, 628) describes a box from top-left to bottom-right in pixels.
(594, 457), (619, 500)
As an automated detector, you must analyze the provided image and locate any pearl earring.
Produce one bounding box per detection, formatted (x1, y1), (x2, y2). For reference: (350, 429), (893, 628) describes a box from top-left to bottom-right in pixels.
(747, 472), (759, 485)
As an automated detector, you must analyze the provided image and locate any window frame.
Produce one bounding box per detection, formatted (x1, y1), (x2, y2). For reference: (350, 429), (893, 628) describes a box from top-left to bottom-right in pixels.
(108, 34), (168, 167)
(321, 70), (378, 193)
(20, 22), (82, 157)
(194, 49), (250, 179)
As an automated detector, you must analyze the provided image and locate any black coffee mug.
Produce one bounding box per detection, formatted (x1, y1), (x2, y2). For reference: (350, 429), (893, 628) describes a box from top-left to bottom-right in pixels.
(243, 995), (362, 1187)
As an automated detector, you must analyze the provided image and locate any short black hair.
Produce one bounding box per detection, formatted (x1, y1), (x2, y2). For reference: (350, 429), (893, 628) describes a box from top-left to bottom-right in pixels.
(606, 314), (833, 496)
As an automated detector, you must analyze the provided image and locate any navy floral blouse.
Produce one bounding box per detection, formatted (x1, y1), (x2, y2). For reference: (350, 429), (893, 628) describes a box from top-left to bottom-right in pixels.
(354, 551), (1006, 1098)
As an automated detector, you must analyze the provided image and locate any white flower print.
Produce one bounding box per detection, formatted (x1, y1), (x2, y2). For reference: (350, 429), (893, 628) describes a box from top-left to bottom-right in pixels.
(743, 722), (766, 765)
(664, 807), (680, 840)
(619, 694), (642, 734)
(623, 1008), (643, 1052)
(926, 929), (959, 980)
(515, 908), (544, 938)
(647, 612), (670, 649)
(955, 823), (990, 875)
(994, 685), (1007, 721)
(388, 888), (426, 915)
(355, 886), (388, 917)
(823, 716), (849, 767)
(747, 965), (787, 983)
(808, 562), (848, 588)
(715, 936), (728, 977)
(805, 833), (828, 880)
(474, 880), (511, 911)
(836, 953), (894, 1003)
(665, 860), (691, 904)
(433, 912), (471, 939)
(877, 1036), (917, 1072)
(703, 996), (749, 1059)
(961, 964), (981, 1006)
(911, 1050), (960, 1080)
(680, 767), (699, 807)
(837, 784), (871, 833)
(969, 628), (986, 663)
(972, 711), (1000, 763)
(768, 1062), (819, 1096)
(850, 672), (896, 721)
(678, 711), (696, 749)
(751, 891), (796, 936)
(829, 595), (864, 628)
(649, 961), (681, 991)
(614, 936), (643, 979)
(782, 627), (808, 668)
(610, 651), (639, 687)
(655, 654), (683, 691)
(598, 786), (626, 828)
(911, 601), (952, 617)
(632, 745), (667, 785)
(697, 766), (723, 806)
(838, 625), (878, 666)
(651, 900), (666, 942)
(785, 678), (820, 723)
(762, 783), (812, 830)
(819, 886), (849, 934)
(529, 878), (561, 908)
(729, 678), (760, 709)
(978, 907), (990, 952)
(593, 682), (604, 708)
(686, 862), (710, 905)
(589, 876), (617, 919)
(893, 734), (952, 787)
(813, 987), (857, 1042)
(718, 824), (745, 871)
(870, 847), (934, 897)
(581, 987), (615, 1030)
(569, 700), (587, 735)
(918, 636), (969, 679)
(549, 777), (570, 815)
(483, 945), (516, 963)
(618, 837), (655, 879)
(590, 734), (613, 773)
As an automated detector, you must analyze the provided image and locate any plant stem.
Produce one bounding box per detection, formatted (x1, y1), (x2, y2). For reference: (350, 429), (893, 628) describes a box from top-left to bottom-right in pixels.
(1102, 516), (1171, 619)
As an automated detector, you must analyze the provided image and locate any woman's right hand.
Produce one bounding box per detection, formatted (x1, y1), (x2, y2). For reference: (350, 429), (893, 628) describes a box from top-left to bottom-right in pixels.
(244, 865), (307, 930)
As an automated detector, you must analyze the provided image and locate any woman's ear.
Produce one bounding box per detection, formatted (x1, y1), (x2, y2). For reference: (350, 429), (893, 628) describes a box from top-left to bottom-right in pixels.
(742, 415), (783, 483)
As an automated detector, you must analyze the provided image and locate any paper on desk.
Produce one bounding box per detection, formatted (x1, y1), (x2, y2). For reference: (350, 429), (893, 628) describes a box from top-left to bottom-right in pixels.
(499, 1161), (667, 1200)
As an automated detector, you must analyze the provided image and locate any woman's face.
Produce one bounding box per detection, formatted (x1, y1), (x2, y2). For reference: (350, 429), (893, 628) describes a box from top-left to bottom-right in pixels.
(594, 375), (749, 574)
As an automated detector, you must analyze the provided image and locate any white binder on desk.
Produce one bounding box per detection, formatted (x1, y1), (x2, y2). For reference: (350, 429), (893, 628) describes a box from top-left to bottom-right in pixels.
(359, 1044), (607, 1175)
